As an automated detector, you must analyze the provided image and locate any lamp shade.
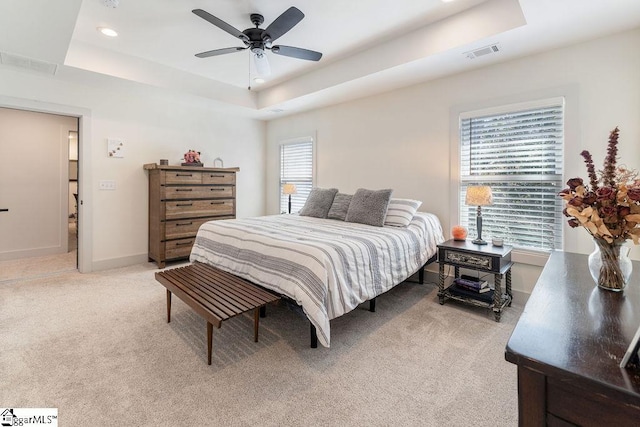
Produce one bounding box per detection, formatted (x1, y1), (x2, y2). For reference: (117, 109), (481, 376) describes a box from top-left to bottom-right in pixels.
(282, 183), (297, 195)
(465, 186), (493, 206)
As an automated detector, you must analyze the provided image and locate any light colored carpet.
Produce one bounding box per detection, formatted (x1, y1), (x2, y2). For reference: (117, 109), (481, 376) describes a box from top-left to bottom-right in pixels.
(0, 263), (521, 426)
(0, 222), (77, 283)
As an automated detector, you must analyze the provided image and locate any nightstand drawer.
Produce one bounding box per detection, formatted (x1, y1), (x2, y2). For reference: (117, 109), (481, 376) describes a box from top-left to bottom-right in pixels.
(443, 249), (493, 271)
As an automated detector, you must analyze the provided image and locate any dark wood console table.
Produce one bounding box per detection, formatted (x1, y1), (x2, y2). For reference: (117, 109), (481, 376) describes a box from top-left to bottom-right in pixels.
(505, 250), (640, 426)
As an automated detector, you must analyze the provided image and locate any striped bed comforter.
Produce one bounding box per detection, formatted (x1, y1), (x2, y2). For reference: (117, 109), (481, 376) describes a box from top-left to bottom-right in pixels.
(190, 212), (444, 347)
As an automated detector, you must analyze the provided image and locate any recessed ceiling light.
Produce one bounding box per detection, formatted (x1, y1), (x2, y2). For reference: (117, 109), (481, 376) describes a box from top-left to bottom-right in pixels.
(441, 0), (456, 3)
(97, 27), (118, 37)
(253, 77), (265, 84)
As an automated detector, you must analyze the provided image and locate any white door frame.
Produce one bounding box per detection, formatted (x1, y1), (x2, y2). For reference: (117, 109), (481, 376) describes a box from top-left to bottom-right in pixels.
(0, 95), (93, 273)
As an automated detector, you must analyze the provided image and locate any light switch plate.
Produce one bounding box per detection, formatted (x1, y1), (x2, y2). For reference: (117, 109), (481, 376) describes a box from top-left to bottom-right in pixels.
(99, 180), (116, 190)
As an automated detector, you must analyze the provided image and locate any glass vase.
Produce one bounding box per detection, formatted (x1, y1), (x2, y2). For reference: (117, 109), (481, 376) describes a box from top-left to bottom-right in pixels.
(588, 238), (632, 292)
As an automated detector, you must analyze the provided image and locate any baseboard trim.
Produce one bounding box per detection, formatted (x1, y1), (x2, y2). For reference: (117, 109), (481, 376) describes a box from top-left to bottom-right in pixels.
(91, 253), (149, 271)
(0, 246), (66, 261)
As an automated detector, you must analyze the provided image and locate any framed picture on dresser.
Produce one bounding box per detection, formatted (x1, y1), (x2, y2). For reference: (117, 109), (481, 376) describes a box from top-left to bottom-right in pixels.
(620, 323), (640, 368)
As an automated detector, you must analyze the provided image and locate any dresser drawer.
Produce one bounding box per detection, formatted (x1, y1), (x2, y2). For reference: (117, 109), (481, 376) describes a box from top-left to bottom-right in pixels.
(165, 238), (195, 259)
(163, 185), (234, 199)
(164, 216), (232, 240)
(165, 199), (235, 219)
(164, 171), (202, 185)
(202, 172), (235, 185)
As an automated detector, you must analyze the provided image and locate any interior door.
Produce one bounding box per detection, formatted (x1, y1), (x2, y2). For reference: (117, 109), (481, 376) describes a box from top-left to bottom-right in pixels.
(0, 107), (78, 261)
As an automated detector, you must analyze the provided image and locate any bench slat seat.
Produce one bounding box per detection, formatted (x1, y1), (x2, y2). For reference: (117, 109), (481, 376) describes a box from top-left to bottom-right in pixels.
(155, 262), (280, 364)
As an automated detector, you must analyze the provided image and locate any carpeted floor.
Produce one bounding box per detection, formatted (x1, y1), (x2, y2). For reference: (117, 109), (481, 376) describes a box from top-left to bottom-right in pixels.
(0, 222), (77, 283)
(0, 263), (521, 426)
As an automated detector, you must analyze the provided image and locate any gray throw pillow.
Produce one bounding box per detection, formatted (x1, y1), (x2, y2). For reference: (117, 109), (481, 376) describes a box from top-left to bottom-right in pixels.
(345, 188), (393, 227)
(327, 193), (353, 221)
(299, 187), (339, 218)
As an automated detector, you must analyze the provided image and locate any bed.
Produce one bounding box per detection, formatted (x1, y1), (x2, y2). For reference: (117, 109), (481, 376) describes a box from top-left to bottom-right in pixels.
(189, 212), (444, 347)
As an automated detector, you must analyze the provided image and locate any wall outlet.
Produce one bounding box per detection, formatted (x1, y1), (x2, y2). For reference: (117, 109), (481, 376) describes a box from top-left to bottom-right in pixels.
(99, 180), (116, 190)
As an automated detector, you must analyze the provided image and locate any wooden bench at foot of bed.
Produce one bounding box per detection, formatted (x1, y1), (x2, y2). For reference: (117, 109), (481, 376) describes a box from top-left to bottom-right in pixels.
(155, 262), (280, 365)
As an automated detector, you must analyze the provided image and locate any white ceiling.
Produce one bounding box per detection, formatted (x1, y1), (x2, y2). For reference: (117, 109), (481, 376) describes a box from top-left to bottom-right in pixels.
(1, 0), (640, 119)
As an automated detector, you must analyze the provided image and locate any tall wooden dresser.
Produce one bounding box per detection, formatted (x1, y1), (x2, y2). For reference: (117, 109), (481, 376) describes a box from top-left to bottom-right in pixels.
(144, 163), (239, 268)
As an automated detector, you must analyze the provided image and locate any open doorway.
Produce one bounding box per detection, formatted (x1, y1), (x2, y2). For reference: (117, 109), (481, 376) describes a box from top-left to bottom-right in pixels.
(0, 108), (79, 281)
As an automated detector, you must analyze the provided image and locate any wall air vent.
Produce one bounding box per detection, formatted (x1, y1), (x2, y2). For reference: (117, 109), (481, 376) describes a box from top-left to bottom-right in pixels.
(464, 44), (500, 60)
(0, 52), (58, 75)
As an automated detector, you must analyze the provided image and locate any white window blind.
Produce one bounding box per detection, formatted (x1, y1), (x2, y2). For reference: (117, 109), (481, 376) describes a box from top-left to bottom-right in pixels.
(280, 138), (314, 214)
(459, 99), (564, 251)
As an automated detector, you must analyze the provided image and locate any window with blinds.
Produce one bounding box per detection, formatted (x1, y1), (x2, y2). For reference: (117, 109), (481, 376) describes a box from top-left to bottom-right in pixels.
(280, 138), (314, 214)
(459, 99), (564, 251)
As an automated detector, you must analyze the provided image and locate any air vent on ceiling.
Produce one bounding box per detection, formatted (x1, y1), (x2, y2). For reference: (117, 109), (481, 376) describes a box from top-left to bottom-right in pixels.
(0, 52), (58, 75)
(464, 44), (500, 60)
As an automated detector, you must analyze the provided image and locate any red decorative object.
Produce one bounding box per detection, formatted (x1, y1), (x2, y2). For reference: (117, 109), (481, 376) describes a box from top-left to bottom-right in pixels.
(452, 225), (468, 241)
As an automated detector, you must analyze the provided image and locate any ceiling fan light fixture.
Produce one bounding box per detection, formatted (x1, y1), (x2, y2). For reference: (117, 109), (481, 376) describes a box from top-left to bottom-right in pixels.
(97, 27), (118, 37)
(253, 51), (271, 76)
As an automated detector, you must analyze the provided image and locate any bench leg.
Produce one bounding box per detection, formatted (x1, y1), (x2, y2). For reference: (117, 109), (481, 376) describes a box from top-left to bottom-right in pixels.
(254, 307), (260, 342)
(167, 290), (172, 323)
(369, 297), (376, 312)
(260, 305), (266, 318)
(207, 321), (213, 365)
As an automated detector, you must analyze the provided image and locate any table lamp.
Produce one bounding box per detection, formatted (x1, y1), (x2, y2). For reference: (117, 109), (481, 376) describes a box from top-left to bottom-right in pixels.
(283, 183), (297, 214)
(465, 186), (493, 245)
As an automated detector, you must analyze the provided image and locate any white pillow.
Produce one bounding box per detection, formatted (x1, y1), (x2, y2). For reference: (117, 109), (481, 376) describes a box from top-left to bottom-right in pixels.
(384, 198), (422, 227)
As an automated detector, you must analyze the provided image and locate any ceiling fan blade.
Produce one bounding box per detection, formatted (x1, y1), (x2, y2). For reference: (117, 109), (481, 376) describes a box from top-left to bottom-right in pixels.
(192, 9), (249, 42)
(195, 47), (246, 58)
(263, 7), (304, 42)
(271, 45), (322, 61)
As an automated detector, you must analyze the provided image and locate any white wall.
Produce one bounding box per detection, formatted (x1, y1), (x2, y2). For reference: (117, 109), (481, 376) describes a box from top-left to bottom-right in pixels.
(266, 28), (640, 296)
(0, 67), (266, 270)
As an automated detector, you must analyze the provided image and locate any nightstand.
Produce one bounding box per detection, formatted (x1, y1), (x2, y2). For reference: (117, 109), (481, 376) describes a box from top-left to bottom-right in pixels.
(437, 239), (513, 321)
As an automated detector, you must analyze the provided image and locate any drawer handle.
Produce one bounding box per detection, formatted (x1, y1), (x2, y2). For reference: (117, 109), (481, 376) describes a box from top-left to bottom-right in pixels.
(210, 188), (225, 191)
(175, 188), (193, 192)
(210, 174), (226, 178)
(176, 203), (193, 207)
(176, 222), (193, 226)
(211, 201), (226, 205)
(176, 173), (193, 177)
(175, 241), (193, 246)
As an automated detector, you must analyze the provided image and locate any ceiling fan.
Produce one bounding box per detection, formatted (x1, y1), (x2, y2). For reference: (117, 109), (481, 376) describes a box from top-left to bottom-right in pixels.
(192, 7), (322, 76)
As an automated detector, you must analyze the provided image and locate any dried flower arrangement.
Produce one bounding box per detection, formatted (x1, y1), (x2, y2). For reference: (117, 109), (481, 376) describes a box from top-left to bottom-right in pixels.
(559, 127), (639, 290)
(559, 127), (640, 245)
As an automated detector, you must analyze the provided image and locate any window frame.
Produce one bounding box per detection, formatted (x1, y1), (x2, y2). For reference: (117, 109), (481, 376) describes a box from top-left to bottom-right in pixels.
(278, 136), (316, 214)
(451, 97), (567, 266)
